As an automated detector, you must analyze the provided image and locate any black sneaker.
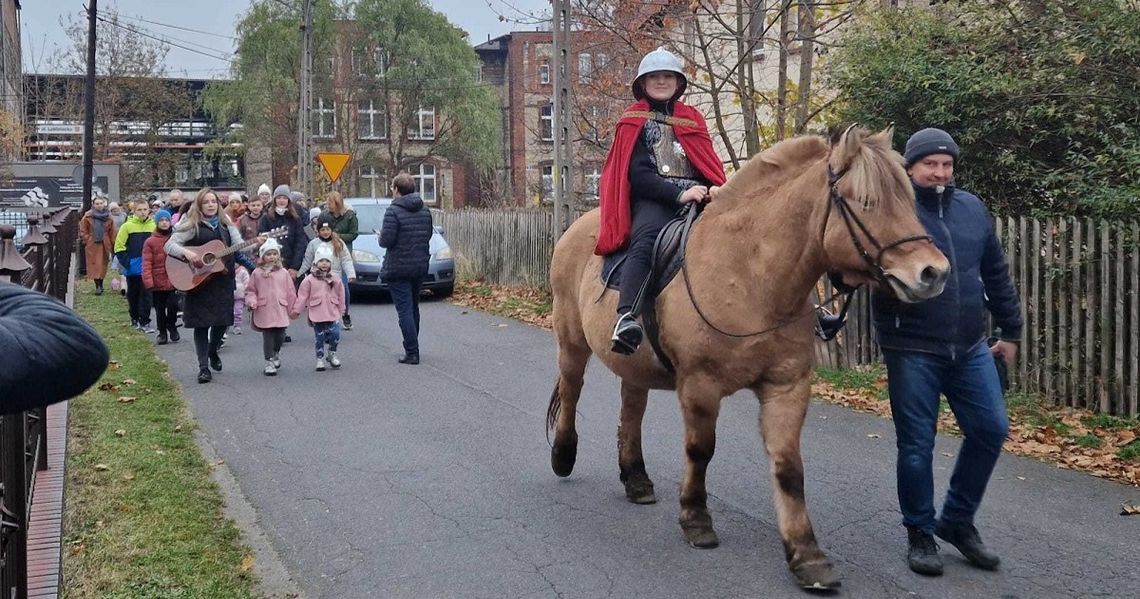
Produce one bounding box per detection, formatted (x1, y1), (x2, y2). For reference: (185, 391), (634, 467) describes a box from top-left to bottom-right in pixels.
(342, 314), (352, 330)
(610, 312), (643, 355)
(906, 527), (943, 576)
(208, 351), (223, 372)
(935, 521), (1000, 570)
(398, 353), (419, 365)
(156, 333), (168, 345)
(197, 368), (212, 384)
(169, 329), (181, 342)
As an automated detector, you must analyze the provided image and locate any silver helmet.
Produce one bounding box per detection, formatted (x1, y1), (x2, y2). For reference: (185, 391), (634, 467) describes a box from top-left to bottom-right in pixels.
(632, 47), (687, 101)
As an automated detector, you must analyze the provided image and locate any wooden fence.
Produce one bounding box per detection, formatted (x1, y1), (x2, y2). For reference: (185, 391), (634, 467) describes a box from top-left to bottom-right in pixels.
(440, 209), (1140, 417)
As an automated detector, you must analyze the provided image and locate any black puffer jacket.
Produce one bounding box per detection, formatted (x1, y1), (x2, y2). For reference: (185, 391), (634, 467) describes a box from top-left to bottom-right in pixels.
(378, 193), (433, 281)
(258, 210), (308, 271)
(0, 282), (109, 414)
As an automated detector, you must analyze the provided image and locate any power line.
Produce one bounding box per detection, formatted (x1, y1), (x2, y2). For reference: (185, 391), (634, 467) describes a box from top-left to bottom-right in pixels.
(94, 14), (233, 63)
(114, 14), (238, 42)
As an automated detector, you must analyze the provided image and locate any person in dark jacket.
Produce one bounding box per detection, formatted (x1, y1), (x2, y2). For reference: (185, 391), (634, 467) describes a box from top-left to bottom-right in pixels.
(379, 173), (433, 364)
(872, 128), (1022, 577)
(142, 210), (180, 345)
(0, 282), (109, 414)
(259, 185), (309, 279)
(166, 188), (260, 384)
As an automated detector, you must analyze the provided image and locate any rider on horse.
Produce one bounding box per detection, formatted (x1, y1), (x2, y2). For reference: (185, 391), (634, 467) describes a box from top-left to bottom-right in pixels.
(597, 47), (727, 355)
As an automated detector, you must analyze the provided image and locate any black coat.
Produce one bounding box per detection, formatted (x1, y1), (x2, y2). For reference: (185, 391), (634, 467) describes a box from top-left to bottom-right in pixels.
(181, 223), (238, 329)
(378, 193), (433, 281)
(0, 282), (109, 414)
(259, 210), (308, 271)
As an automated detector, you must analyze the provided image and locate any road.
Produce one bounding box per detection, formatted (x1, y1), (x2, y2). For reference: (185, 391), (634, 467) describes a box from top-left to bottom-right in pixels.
(158, 298), (1140, 599)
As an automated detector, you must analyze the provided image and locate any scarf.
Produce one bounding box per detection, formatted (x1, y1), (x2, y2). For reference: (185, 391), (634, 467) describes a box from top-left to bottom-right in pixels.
(89, 208), (110, 243)
(205, 215), (220, 229)
(275, 206), (287, 216)
(312, 264), (333, 280)
(258, 263), (280, 277)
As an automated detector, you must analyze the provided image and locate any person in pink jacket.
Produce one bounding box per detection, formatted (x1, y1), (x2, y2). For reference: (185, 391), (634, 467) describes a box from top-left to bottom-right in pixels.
(292, 245), (345, 371)
(245, 238), (297, 376)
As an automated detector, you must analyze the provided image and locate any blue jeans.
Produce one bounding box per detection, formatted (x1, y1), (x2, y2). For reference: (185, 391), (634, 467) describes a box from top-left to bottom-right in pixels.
(883, 343), (1009, 534)
(313, 321), (340, 358)
(388, 278), (422, 354)
(341, 271), (351, 313)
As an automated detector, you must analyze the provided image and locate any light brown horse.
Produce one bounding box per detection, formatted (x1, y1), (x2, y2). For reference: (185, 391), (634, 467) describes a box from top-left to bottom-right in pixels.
(546, 126), (950, 589)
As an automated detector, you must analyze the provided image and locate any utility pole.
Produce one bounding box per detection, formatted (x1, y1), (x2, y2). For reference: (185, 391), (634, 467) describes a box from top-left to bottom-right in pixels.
(296, 0), (314, 197)
(81, 0), (98, 214)
(551, 0), (575, 239)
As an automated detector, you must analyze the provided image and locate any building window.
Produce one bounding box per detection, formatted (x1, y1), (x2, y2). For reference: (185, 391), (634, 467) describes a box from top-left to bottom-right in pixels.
(359, 165), (383, 197)
(539, 63), (550, 85)
(584, 165), (601, 198)
(414, 163), (437, 203)
(408, 107), (435, 140)
(541, 165), (553, 200)
(314, 98), (335, 138)
(579, 53), (592, 83)
(540, 103), (553, 141)
(374, 48), (389, 77)
(358, 100), (387, 140)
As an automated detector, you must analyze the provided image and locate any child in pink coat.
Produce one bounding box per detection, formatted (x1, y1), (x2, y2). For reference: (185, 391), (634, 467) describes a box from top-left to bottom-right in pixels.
(245, 238), (297, 376)
(292, 245), (345, 371)
(232, 264), (250, 334)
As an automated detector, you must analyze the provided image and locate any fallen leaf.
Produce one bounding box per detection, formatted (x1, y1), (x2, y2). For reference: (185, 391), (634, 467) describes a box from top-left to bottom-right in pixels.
(942, 452), (954, 458)
(93, 464), (110, 471)
(69, 544), (85, 556)
(1117, 430), (1136, 447)
(95, 520), (105, 528)
(1017, 476), (1026, 481)
(174, 425), (183, 432)
(99, 382), (120, 391)
(867, 433), (881, 439)
(155, 449), (167, 455)
(117, 396), (136, 403)
(1121, 502), (1140, 516)
(114, 429), (126, 437)
(108, 361), (120, 371)
(212, 459), (225, 466)
(121, 378), (137, 385)
(241, 554), (256, 572)
(123, 473), (135, 481)
(495, 323), (508, 328)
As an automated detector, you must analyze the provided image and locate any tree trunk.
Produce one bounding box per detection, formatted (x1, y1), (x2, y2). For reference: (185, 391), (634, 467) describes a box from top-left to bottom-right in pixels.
(736, 0), (760, 157)
(775, 1), (790, 141)
(794, 0), (815, 133)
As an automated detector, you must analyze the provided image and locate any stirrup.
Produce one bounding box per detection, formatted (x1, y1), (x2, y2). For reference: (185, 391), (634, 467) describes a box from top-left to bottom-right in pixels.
(611, 313), (644, 355)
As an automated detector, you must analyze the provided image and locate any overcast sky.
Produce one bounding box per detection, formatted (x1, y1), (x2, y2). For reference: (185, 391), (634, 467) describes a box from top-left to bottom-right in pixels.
(21, 0), (549, 78)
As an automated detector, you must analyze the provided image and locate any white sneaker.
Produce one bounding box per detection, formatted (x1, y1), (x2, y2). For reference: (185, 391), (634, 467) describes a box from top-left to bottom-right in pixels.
(316, 357), (327, 371)
(263, 360), (277, 376)
(233, 326), (242, 335)
(271, 354), (281, 369)
(328, 352), (341, 369)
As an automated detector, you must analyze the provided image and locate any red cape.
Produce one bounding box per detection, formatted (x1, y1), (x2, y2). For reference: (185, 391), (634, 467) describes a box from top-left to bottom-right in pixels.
(595, 99), (727, 255)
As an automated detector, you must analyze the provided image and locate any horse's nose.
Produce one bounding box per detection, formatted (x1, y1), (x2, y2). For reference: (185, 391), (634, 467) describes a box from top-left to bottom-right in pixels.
(920, 265), (949, 289)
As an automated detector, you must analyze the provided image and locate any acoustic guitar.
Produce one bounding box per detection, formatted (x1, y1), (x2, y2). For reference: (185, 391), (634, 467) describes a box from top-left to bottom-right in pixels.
(166, 226), (288, 292)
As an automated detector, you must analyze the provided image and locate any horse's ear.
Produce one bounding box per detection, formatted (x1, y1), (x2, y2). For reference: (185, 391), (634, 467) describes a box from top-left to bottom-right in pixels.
(831, 124), (863, 170)
(871, 124), (896, 149)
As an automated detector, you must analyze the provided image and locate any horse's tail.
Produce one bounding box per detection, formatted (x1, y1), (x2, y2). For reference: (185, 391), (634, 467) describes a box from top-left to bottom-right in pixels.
(546, 378), (561, 433)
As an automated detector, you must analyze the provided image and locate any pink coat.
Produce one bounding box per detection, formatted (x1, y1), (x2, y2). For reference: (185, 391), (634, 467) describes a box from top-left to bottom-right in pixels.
(293, 273), (345, 324)
(244, 266), (297, 330)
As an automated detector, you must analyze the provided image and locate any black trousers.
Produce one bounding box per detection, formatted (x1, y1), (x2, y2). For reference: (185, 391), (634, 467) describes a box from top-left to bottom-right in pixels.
(193, 326), (227, 370)
(261, 327), (286, 360)
(150, 290), (179, 336)
(617, 200), (677, 314)
(388, 278), (422, 355)
(126, 275), (153, 324)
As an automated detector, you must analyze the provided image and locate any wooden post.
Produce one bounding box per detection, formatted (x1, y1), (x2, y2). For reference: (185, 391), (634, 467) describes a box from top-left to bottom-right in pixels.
(1018, 216), (1029, 389)
(1115, 224), (1126, 415)
(1132, 222), (1139, 418)
(1084, 219), (1096, 410)
(1030, 219), (1041, 394)
(1100, 221), (1111, 413)
(1057, 219), (1069, 406)
(1043, 219), (1054, 401)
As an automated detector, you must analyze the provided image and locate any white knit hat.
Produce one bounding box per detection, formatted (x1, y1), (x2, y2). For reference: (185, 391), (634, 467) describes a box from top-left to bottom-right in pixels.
(314, 244), (334, 265)
(259, 237), (281, 257)
(257, 183), (271, 195)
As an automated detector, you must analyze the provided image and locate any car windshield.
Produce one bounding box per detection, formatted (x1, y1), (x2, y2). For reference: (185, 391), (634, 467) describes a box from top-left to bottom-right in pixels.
(352, 204), (387, 235)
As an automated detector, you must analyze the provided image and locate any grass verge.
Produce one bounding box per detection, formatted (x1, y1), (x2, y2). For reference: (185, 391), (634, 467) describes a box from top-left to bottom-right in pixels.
(451, 278), (1140, 488)
(65, 283), (255, 598)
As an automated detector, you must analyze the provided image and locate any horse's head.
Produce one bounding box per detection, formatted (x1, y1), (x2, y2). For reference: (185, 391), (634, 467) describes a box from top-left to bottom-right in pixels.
(824, 126), (949, 302)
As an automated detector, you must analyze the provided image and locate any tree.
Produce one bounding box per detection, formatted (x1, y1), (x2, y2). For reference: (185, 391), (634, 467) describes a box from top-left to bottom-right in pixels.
(203, 0), (500, 200)
(825, 0), (1140, 218)
(46, 9), (195, 195)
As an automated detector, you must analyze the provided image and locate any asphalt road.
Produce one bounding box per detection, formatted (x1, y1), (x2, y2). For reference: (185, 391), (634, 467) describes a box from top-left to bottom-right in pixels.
(158, 298), (1140, 599)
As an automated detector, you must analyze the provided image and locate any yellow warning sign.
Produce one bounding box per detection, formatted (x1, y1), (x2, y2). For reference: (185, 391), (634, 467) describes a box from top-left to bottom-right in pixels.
(316, 152), (352, 184)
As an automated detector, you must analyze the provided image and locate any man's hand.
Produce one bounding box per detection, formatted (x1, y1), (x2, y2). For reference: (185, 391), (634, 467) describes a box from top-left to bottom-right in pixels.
(990, 340), (1018, 367)
(679, 186), (708, 203)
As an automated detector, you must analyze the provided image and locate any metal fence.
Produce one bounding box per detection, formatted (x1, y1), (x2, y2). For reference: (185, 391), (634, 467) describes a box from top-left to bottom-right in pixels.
(441, 209), (1140, 417)
(0, 207), (78, 599)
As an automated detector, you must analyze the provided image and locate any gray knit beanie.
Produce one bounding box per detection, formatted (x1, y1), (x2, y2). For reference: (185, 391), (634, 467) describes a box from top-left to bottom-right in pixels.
(904, 128), (959, 167)
(272, 184), (291, 200)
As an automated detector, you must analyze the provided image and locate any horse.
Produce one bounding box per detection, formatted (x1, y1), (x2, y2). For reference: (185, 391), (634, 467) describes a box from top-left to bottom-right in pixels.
(545, 126), (951, 590)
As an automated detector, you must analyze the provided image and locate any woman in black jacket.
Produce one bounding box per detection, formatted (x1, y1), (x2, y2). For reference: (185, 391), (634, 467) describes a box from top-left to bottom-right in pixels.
(259, 185), (309, 279)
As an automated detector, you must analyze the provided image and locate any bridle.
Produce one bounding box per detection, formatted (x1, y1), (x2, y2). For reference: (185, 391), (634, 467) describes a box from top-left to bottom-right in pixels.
(681, 161), (932, 339)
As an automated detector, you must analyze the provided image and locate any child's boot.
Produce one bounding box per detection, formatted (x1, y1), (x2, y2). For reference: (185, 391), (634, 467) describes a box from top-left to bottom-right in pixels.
(328, 352), (341, 369)
(263, 360), (277, 376)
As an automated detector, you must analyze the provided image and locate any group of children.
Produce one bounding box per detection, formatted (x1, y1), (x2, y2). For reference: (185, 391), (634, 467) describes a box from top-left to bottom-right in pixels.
(94, 189), (356, 378)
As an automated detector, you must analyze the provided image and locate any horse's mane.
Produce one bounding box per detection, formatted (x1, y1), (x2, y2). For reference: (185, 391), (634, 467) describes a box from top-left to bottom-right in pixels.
(717, 128), (911, 212)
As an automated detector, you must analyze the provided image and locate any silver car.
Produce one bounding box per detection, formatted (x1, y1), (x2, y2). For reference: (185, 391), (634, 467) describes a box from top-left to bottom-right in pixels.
(344, 197), (455, 297)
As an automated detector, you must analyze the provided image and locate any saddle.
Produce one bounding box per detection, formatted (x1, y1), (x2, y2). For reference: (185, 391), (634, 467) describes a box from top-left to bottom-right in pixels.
(599, 203), (702, 372)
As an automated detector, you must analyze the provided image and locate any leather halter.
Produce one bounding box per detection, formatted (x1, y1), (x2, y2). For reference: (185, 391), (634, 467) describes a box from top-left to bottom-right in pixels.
(826, 165), (933, 287)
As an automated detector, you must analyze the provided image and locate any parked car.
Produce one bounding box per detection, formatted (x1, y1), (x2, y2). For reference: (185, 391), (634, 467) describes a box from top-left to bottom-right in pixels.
(344, 197), (455, 297)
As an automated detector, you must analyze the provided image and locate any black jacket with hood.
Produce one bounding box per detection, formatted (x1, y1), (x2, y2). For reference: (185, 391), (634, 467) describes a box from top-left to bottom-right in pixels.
(378, 193), (433, 280)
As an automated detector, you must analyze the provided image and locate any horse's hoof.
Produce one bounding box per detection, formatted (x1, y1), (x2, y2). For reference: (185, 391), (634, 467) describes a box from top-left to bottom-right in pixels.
(792, 560), (841, 592)
(551, 441), (577, 477)
(680, 513), (719, 548)
(623, 476), (656, 504)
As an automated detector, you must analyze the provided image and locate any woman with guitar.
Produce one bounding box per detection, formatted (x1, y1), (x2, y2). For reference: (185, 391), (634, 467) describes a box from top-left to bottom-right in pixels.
(165, 188), (264, 384)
